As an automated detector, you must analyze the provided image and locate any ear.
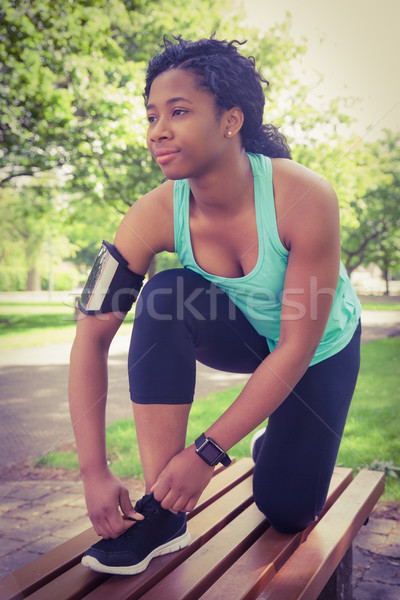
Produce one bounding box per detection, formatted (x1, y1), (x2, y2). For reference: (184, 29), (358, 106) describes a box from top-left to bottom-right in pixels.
(223, 107), (244, 138)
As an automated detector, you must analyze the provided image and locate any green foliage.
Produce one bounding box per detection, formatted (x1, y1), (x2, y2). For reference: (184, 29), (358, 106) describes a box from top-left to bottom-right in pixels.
(154, 251), (183, 274)
(339, 131), (400, 280)
(1, 0), (399, 292)
(0, 266), (26, 291)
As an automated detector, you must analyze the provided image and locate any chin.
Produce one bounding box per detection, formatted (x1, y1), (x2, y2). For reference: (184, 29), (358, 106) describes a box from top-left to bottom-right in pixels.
(157, 165), (190, 181)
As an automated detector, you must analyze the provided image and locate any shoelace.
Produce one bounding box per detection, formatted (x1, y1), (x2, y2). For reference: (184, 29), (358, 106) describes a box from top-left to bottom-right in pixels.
(134, 494), (161, 518)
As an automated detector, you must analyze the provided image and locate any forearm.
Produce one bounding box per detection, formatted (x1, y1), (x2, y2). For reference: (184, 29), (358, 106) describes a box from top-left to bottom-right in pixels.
(69, 336), (109, 477)
(204, 344), (312, 452)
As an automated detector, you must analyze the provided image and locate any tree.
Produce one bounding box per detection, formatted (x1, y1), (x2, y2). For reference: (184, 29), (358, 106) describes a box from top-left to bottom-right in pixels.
(0, 174), (72, 290)
(1, 0), (311, 286)
(1, 0), (369, 289)
(340, 131), (400, 291)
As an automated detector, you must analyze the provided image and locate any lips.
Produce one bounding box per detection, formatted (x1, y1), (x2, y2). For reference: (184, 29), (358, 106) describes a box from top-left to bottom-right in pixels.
(154, 149), (179, 165)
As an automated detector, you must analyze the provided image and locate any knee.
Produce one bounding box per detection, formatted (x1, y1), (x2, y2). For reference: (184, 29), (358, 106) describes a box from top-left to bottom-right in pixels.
(136, 269), (183, 319)
(137, 268), (211, 323)
(253, 482), (318, 534)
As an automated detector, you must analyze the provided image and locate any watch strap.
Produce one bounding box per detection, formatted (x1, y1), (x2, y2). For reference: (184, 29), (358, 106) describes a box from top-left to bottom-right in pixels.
(195, 433), (231, 467)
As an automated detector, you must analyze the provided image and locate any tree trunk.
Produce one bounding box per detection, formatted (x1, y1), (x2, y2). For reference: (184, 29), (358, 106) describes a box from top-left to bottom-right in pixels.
(26, 267), (41, 291)
(383, 270), (390, 296)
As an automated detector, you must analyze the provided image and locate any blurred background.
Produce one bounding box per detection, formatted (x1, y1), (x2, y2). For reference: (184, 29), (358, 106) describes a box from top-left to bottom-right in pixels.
(1, 0), (399, 300)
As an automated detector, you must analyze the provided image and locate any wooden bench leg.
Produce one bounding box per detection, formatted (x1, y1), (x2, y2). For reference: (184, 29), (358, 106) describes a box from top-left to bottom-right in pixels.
(317, 545), (353, 600)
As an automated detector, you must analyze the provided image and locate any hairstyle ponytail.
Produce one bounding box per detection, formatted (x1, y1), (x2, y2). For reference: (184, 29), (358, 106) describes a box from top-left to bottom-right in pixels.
(145, 36), (291, 160)
(243, 124), (291, 158)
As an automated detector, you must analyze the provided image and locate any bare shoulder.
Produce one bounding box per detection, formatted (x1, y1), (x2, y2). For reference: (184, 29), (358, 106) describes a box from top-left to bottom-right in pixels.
(271, 158), (336, 202)
(270, 158), (339, 250)
(124, 179), (174, 221)
(114, 179), (175, 274)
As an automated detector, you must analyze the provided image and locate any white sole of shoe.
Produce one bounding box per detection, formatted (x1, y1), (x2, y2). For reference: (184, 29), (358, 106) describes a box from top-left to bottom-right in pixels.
(81, 529), (192, 575)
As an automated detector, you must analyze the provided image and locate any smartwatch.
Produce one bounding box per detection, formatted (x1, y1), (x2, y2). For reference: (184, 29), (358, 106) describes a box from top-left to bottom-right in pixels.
(195, 433), (231, 467)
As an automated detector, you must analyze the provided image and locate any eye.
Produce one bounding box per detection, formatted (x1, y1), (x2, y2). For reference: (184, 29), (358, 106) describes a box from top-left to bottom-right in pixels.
(172, 108), (187, 117)
(147, 115), (157, 124)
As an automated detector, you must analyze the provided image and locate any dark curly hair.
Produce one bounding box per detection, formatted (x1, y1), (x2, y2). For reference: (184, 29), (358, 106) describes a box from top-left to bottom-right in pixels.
(144, 36), (291, 159)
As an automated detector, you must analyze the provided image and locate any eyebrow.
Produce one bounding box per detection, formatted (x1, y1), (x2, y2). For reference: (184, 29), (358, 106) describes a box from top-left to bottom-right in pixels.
(146, 97), (193, 110)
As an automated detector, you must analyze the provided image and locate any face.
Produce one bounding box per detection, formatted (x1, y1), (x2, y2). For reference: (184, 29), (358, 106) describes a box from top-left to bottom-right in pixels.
(146, 68), (229, 180)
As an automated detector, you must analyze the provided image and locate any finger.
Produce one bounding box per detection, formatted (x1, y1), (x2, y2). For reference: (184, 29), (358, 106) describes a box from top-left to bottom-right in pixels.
(124, 510), (145, 522)
(89, 512), (112, 539)
(104, 507), (131, 538)
(120, 488), (144, 521)
(92, 518), (114, 539)
(170, 496), (190, 513)
(159, 490), (182, 512)
(151, 479), (171, 504)
(181, 496), (198, 513)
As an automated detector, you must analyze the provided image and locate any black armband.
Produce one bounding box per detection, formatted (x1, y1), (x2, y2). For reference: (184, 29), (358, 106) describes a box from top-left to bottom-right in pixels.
(78, 241), (144, 315)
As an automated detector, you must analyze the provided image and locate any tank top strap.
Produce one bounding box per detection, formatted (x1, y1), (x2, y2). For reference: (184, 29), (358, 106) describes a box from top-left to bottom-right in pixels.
(246, 153), (288, 260)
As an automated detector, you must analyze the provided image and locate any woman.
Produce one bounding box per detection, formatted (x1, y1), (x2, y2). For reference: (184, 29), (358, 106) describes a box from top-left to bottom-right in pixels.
(69, 36), (362, 575)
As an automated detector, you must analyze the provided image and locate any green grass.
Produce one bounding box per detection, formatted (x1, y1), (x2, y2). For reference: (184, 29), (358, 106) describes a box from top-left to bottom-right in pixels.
(336, 337), (400, 501)
(0, 302), (134, 349)
(40, 337), (400, 502)
(37, 451), (80, 471)
(361, 302), (400, 311)
(0, 298), (398, 350)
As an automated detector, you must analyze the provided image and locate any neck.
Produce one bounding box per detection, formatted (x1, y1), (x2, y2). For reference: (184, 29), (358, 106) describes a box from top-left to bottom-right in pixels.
(188, 148), (253, 215)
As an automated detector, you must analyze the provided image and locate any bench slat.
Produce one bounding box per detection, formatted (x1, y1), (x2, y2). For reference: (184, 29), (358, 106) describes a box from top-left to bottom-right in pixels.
(196, 466), (353, 600)
(0, 459), (253, 600)
(21, 567), (108, 600)
(17, 467), (253, 600)
(138, 504), (268, 600)
(188, 458), (254, 517)
(255, 469), (385, 600)
(0, 529), (99, 600)
(0, 462), (384, 600)
(81, 474), (254, 600)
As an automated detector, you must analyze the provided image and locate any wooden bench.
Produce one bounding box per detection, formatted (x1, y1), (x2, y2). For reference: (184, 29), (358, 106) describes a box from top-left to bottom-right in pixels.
(0, 458), (384, 600)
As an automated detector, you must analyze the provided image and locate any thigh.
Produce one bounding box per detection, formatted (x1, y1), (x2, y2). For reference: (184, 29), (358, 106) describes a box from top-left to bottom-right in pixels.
(129, 268), (269, 404)
(253, 321), (361, 532)
(191, 274), (270, 374)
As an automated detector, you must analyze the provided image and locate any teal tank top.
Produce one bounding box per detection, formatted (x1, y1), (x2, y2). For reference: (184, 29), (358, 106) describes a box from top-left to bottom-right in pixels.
(173, 152), (362, 365)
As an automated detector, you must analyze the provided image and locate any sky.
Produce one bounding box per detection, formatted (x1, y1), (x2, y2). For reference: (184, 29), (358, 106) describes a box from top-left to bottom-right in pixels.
(241, 0), (400, 140)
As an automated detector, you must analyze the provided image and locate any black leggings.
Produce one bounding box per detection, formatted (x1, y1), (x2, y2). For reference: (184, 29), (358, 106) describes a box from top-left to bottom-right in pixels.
(128, 269), (361, 533)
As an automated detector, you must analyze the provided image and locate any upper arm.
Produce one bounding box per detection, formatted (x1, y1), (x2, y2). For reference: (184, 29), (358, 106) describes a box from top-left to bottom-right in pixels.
(274, 161), (341, 361)
(113, 179), (175, 275)
(74, 181), (175, 346)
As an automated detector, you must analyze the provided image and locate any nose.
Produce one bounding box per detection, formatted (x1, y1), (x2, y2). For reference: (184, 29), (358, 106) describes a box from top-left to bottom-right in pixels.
(148, 118), (172, 143)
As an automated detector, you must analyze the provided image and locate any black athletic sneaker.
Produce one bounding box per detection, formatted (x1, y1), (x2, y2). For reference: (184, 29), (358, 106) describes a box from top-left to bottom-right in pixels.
(81, 493), (191, 575)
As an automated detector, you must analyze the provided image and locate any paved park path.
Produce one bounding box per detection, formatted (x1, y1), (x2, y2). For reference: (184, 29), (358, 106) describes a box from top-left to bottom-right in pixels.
(0, 308), (399, 596)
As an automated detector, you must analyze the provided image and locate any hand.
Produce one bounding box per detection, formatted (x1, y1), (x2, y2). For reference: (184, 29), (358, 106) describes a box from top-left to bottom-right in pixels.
(82, 468), (144, 539)
(151, 445), (214, 513)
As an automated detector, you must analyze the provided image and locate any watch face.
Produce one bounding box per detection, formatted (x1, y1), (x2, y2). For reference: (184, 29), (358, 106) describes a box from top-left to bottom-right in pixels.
(201, 440), (223, 465)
